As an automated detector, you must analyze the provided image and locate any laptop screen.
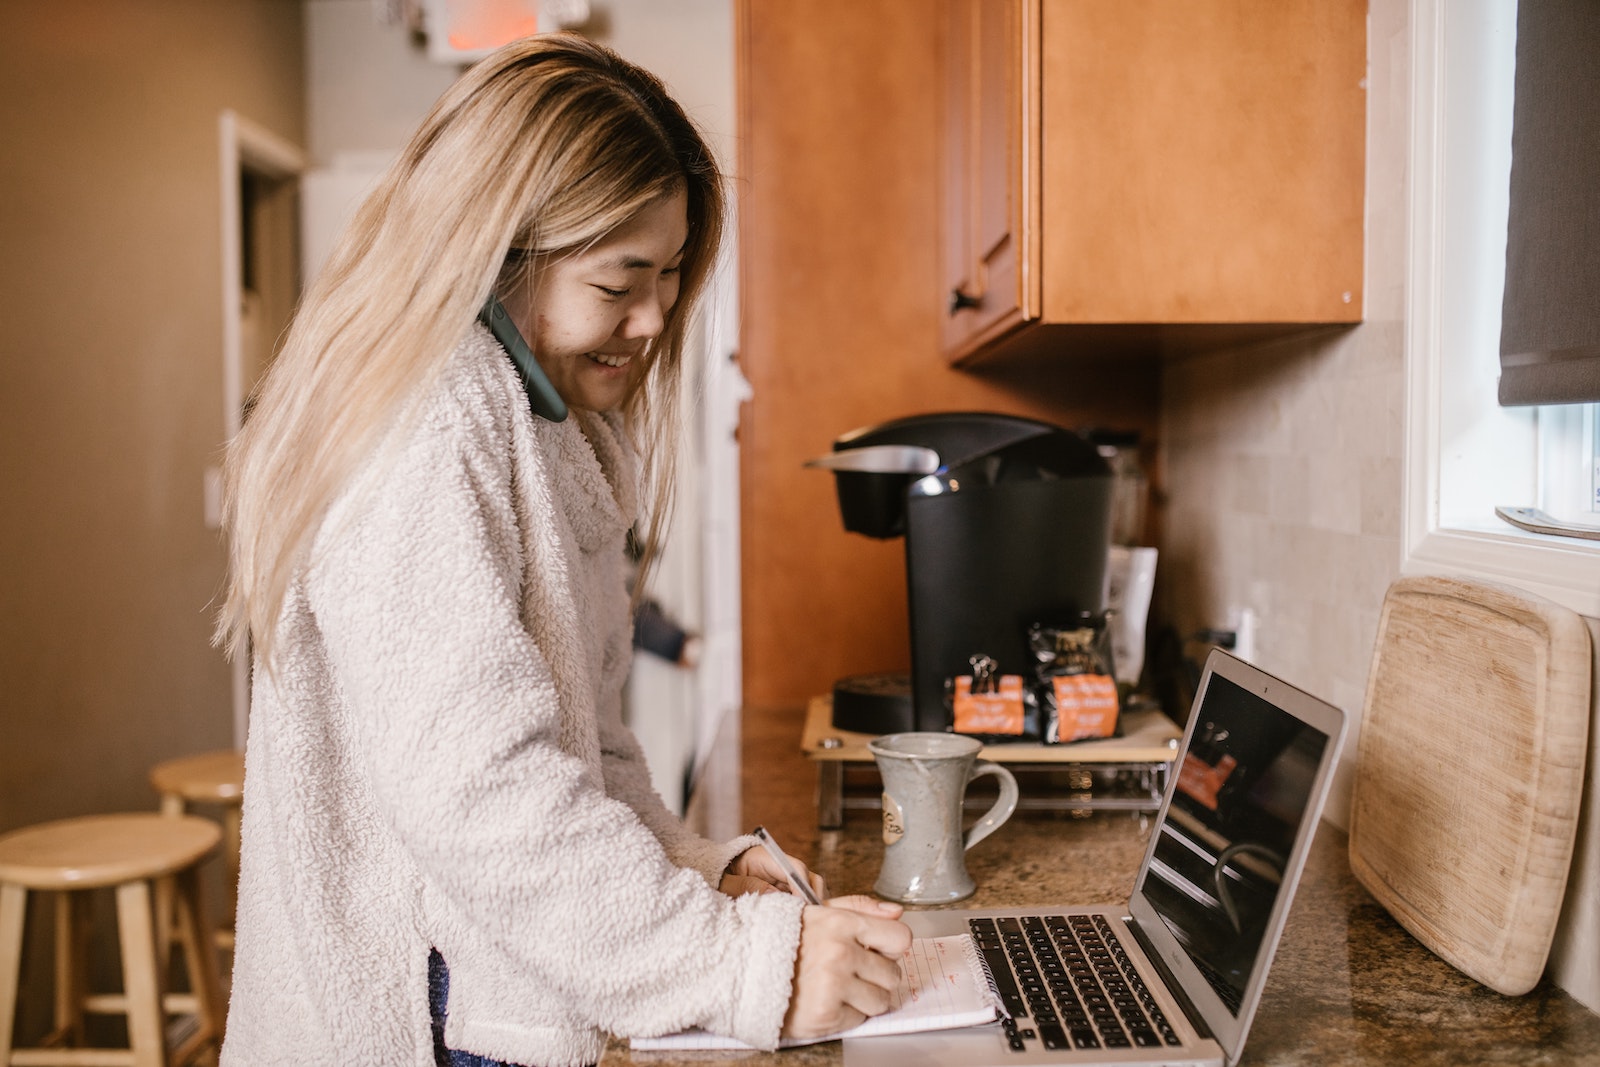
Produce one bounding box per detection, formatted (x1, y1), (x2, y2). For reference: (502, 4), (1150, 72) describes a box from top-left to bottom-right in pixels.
(1135, 672), (1332, 1014)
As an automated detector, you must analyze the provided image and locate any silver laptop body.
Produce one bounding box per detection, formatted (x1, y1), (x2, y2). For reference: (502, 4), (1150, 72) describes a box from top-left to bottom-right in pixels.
(845, 650), (1348, 1067)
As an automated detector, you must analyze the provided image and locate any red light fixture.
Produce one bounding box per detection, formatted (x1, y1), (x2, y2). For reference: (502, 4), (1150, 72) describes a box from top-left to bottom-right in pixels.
(422, 0), (538, 63)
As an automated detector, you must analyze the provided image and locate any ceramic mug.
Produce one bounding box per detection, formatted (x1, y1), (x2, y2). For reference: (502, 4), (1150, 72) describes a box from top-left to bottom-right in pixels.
(868, 732), (1019, 904)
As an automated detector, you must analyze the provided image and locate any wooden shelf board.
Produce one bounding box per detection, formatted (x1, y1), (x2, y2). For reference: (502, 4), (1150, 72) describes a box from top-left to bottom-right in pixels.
(801, 695), (1181, 765)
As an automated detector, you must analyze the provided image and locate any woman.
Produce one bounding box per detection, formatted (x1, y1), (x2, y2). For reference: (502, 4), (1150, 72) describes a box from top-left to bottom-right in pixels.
(216, 34), (908, 1067)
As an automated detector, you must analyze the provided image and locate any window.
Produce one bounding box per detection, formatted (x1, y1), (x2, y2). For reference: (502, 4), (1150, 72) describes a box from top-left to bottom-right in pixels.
(1404, 0), (1600, 617)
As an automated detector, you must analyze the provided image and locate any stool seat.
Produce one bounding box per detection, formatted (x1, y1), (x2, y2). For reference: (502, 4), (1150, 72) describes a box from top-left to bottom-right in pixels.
(0, 815), (225, 1065)
(148, 751), (244, 805)
(0, 814), (219, 891)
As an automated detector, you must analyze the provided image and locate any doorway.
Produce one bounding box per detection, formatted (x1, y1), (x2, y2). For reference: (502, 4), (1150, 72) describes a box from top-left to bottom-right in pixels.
(217, 110), (306, 746)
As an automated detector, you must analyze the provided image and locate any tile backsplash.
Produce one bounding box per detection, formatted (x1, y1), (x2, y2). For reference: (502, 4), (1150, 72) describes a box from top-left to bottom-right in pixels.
(1157, 322), (1405, 829)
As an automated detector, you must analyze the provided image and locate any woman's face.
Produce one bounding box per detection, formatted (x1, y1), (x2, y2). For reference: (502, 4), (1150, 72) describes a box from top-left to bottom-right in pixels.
(507, 190), (689, 414)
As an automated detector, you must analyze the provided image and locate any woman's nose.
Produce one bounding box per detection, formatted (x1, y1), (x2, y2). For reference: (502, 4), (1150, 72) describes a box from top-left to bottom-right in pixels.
(619, 286), (669, 340)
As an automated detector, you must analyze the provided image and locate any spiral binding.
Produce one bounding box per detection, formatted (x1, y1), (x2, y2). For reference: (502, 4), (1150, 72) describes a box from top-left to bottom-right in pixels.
(962, 932), (1012, 1022)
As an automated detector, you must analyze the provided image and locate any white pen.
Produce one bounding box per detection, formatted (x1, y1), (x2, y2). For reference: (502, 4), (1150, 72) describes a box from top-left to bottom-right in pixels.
(752, 825), (823, 904)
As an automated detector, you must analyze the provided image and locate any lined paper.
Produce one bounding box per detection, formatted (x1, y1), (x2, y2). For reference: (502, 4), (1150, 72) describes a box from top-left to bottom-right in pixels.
(631, 935), (999, 1050)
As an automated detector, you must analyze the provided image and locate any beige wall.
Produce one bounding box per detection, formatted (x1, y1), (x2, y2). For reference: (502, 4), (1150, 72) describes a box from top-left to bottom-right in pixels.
(304, 0), (457, 165)
(0, 3), (305, 826)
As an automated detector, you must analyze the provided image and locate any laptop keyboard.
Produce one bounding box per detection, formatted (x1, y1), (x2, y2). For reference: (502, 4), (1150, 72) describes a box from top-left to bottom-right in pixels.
(969, 915), (1184, 1053)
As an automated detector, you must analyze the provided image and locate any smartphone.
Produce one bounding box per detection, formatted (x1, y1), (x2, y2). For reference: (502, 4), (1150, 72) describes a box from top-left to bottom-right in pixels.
(478, 295), (568, 423)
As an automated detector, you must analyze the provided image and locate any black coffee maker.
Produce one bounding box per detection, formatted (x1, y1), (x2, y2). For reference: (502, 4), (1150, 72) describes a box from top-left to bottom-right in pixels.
(810, 412), (1114, 734)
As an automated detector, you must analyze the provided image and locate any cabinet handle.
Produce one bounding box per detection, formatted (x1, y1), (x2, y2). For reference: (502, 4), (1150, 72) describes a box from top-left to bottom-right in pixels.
(949, 288), (982, 315)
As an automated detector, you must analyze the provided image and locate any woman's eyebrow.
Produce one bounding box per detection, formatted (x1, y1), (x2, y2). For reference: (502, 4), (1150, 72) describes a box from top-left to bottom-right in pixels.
(595, 244), (687, 271)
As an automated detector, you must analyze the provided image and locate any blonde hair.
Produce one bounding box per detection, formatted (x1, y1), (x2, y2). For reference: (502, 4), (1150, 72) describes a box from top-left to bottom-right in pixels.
(217, 33), (724, 669)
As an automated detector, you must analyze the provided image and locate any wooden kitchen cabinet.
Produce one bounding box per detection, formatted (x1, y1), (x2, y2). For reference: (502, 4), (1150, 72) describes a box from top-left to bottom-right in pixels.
(736, 0), (1163, 711)
(941, 0), (1368, 364)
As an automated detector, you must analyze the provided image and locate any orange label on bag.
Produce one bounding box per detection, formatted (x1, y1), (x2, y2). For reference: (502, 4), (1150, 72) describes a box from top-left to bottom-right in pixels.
(1051, 674), (1119, 741)
(953, 674), (1026, 735)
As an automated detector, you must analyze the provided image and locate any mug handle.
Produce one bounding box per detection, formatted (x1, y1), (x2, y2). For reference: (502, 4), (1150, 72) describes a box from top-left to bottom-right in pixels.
(963, 761), (1019, 851)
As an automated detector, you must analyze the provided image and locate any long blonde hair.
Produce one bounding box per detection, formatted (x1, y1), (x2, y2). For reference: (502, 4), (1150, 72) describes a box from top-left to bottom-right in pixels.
(217, 33), (724, 669)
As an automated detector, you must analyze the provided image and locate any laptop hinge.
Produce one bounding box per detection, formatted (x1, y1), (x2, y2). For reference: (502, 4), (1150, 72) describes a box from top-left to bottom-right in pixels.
(1123, 916), (1214, 1042)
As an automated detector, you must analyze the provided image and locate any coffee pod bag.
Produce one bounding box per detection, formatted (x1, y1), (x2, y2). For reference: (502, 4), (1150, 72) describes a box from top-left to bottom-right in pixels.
(1029, 614), (1121, 744)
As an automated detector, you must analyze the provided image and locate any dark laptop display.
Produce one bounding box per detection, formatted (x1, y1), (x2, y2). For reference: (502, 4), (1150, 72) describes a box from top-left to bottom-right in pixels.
(1139, 673), (1332, 1013)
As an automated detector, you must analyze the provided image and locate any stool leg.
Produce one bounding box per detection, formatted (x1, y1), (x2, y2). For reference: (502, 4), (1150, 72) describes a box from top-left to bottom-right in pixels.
(153, 876), (177, 978)
(52, 890), (87, 1046)
(115, 880), (167, 1067)
(220, 805), (241, 951)
(155, 795), (185, 971)
(173, 866), (224, 1058)
(0, 883), (26, 1060)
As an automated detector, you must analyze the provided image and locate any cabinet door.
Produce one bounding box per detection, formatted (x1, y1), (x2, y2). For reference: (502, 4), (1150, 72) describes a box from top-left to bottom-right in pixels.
(1038, 0), (1365, 324)
(942, 0), (1033, 360)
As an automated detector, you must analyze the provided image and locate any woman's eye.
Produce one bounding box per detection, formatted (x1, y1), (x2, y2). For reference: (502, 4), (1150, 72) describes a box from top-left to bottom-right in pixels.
(594, 285), (630, 299)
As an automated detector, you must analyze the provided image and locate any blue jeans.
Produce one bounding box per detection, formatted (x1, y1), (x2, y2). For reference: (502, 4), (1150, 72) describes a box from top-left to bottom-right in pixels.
(428, 949), (522, 1067)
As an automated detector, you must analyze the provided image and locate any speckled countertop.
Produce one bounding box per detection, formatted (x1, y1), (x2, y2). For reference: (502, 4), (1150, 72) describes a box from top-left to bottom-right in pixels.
(600, 711), (1600, 1066)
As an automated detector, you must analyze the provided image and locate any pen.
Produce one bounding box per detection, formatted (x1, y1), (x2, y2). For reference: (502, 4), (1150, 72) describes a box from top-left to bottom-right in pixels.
(752, 825), (823, 905)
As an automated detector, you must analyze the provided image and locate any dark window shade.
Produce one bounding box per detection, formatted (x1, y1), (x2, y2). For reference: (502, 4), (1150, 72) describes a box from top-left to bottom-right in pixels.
(1499, 0), (1600, 406)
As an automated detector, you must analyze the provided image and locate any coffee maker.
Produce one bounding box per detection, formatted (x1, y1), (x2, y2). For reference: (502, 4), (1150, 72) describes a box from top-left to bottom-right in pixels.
(809, 412), (1114, 734)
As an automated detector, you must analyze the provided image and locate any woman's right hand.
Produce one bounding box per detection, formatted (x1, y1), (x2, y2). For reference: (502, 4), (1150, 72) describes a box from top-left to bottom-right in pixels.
(781, 895), (913, 1040)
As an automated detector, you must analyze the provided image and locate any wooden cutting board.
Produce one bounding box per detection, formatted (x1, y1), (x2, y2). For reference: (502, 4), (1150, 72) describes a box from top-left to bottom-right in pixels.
(1348, 575), (1591, 995)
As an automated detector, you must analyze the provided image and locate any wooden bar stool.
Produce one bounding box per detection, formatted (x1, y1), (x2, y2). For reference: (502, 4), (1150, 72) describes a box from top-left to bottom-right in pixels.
(149, 752), (243, 952)
(0, 813), (224, 1067)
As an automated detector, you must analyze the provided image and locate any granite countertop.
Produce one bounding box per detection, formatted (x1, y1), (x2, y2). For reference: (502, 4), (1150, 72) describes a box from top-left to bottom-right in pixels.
(601, 810), (1600, 1066)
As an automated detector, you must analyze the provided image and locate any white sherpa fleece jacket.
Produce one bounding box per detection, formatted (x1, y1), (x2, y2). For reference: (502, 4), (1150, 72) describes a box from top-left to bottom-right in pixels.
(221, 325), (804, 1067)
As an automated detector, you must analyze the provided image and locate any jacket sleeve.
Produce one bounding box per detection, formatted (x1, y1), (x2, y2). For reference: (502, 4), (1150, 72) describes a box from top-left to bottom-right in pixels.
(595, 709), (759, 888)
(302, 366), (801, 1050)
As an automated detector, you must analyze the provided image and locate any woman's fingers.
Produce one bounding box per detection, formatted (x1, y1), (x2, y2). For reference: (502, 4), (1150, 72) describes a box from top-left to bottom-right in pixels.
(852, 938), (906, 994)
(854, 915), (914, 961)
(818, 954), (902, 1030)
(824, 893), (905, 919)
(726, 844), (829, 900)
(816, 1003), (869, 1036)
(783, 901), (914, 1039)
(824, 895), (913, 959)
(717, 873), (778, 897)
(841, 971), (896, 1019)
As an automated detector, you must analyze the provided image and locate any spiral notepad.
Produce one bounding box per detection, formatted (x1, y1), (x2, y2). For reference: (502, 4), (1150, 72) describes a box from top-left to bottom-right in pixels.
(631, 934), (999, 1050)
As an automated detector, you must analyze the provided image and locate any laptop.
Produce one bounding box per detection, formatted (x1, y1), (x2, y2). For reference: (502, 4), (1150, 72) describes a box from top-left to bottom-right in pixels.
(846, 649), (1347, 1067)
